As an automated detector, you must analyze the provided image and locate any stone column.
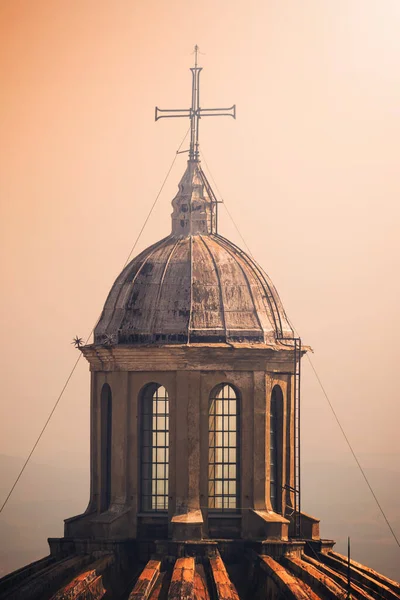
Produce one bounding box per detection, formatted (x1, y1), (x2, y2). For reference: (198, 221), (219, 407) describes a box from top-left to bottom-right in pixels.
(253, 371), (268, 510)
(246, 372), (289, 540)
(126, 371), (138, 538)
(109, 371), (129, 508)
(171, 370), (203, 540)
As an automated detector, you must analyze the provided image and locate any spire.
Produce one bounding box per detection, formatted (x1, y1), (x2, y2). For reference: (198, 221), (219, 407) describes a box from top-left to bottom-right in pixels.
(156, 47), (236, 236)
(155, 45), (236, 162)
(170, 161), (218, 236)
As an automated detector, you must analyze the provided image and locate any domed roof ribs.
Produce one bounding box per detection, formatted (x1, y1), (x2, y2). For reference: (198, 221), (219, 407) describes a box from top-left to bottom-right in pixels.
(214, 233), (290, 339)
(95, 236), (167, 342)
(149, 236), (185, 341)
(95, 235), (172, 344)
(201, 234), (265, 341)
(144, 237), (191, 343)
(197, 234), (227, 336)
(95, 234), (292, 346)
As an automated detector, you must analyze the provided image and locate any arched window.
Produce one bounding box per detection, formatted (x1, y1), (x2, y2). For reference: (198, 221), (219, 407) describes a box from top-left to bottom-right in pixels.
(270, 385), (283, 513)
(100, 383), (112, 512)
(141, 384), (169, 512)
(208, 384), (239, 510)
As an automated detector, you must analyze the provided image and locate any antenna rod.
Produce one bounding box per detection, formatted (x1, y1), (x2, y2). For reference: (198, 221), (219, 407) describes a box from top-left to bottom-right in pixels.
(347, 537), (352, 599)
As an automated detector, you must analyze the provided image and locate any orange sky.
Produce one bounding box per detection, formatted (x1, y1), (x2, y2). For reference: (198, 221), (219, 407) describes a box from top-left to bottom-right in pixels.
(0, 0), (400, 545)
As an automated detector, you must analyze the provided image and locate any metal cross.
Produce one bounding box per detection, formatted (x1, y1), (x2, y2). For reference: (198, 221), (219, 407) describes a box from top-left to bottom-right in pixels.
(155, 45), (236, 161)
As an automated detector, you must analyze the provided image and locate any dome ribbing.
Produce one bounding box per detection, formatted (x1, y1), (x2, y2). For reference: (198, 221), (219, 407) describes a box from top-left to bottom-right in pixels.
(95, 233), (293, 346)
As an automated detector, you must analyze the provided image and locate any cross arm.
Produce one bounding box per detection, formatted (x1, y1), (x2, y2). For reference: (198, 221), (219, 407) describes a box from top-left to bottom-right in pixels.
(155, 107), (191, 121)
(198, 105), (236, 119)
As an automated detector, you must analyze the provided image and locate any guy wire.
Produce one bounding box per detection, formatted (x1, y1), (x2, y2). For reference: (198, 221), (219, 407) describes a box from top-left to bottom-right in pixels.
(200, 149), (400, 550)
(0, 126), (190, 515)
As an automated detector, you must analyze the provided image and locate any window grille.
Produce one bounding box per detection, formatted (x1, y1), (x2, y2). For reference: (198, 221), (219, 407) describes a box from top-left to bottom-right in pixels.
(208, 384), (239, 511)
(141, 384), (169, 511)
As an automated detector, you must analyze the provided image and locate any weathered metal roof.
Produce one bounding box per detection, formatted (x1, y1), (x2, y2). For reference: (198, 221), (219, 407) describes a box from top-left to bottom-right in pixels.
(94, 231), (294, 346)
(95, 161), (294, 346)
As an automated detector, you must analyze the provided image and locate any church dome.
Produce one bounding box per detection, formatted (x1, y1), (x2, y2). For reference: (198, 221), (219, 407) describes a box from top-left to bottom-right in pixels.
(95, 229), (293, 347)
(95, 162), (293, 346)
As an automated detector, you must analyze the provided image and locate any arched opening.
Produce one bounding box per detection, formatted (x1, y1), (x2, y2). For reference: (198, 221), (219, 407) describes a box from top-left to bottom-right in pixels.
(100, 383), (112, 512)
(270, 385), (283, 513)
(140, 383), (169, 512)
(208, 383), (240, 511)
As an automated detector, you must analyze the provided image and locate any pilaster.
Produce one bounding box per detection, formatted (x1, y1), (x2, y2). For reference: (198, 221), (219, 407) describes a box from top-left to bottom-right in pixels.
(172, 370), (203, 539)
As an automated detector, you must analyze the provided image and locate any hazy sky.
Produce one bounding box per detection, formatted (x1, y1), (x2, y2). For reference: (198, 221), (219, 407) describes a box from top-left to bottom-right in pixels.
(1, 0), (399, 548)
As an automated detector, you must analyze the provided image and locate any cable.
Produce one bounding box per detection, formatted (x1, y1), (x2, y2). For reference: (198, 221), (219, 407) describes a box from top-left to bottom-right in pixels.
(0, 126), (190, 516)
(200, 150), (400, 550)
(306, 356), (400, 548)
(0, 350), (86, 515)
(199, 150), (254, 258)
(123, 128), (190, 268)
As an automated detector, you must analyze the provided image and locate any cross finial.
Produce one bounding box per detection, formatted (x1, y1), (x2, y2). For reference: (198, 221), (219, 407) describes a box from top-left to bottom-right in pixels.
(155, 47), (236, 162)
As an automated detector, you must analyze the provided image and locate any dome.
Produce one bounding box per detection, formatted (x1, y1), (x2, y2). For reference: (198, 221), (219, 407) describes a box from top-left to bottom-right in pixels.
(95, 232), (293, 346)
(95, 161), (293, 345)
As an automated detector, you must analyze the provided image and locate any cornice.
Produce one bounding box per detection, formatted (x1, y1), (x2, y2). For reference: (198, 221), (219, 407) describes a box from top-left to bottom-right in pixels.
(81, 343), (309, 373)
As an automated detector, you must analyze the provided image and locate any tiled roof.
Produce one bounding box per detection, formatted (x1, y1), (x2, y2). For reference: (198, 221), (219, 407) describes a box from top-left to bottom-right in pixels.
(1, 542), (399, 599)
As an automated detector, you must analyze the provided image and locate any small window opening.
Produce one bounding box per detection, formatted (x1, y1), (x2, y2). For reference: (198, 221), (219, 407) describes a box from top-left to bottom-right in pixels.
(100, 383), (112, 512)
(270, 385), (283, 513)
